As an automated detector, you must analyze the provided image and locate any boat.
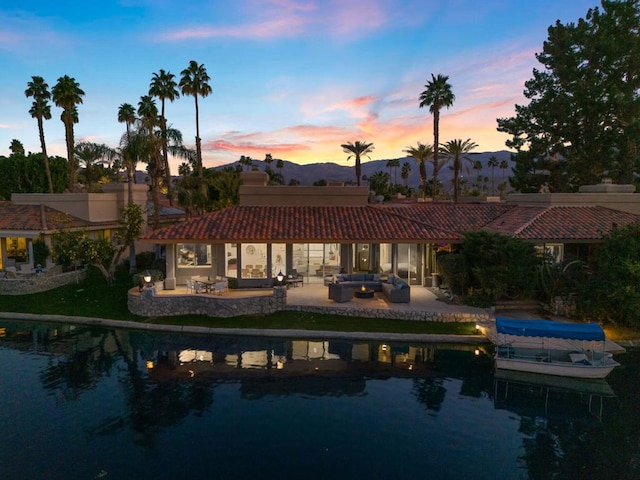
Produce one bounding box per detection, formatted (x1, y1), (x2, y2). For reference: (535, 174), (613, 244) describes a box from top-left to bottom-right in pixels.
(494, 317), (620, 379)
(493, 369), (615, 420)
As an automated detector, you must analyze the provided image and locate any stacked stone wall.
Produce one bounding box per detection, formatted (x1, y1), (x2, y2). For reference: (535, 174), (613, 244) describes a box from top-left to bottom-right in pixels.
(128, 287), (287, 318)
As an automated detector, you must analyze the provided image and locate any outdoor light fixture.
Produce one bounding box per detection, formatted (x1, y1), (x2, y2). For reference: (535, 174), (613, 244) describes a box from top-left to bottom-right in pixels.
(276, 270), (284, 285)
(143, 271), (152, 284)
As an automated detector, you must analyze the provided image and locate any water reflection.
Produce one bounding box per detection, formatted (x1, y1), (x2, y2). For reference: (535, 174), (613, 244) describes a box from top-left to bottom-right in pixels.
(0, 319), (637, 480)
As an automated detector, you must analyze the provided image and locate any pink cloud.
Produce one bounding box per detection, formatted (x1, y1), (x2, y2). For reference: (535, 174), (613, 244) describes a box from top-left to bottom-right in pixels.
(158, 0), (411, 42)
(206, 139), (311, 156)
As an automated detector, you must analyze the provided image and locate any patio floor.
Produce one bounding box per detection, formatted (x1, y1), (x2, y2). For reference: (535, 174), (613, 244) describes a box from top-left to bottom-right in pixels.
(156, 281), (489, 318)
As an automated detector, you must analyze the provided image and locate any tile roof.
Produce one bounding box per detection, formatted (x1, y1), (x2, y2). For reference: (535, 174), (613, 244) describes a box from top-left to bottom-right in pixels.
(141, 202), (640, 244)
(142, 205), (463, 243)
(493, 205), (640, 242)
(0, 201), (116, 233)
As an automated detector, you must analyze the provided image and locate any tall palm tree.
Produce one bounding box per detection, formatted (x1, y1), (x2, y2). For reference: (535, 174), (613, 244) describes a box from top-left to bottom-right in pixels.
(52, 75), (85, 191)
(390, 158), (400, 185)
(440, 138), (478, 202)
(419, 74), (455, 199)
(179, 60), (212, 177)
(276, 159), (284, 182)
(25, 76), (54, 193)
(401, 161), (411, 187)
(487, 155), (499, 195)
(264, 153), (273, 170)
(118, 103), (137, 187)
(341, 140), (374, 186)
(404, 142), (434, 199)
(149, 69), (180, 203)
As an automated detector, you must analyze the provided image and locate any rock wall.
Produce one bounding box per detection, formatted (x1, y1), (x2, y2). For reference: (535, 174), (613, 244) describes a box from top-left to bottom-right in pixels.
(128, 286), (287, 318)
(0, 270), (87, 295)
(128, 286), (490, 323)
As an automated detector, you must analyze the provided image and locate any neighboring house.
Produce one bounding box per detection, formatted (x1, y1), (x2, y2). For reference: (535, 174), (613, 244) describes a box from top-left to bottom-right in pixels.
(141, 171), (640, 291)
(0, 183), (150, 270)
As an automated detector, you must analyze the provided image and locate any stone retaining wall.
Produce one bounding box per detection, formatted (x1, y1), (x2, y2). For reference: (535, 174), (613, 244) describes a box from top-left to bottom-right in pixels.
(128, 286), (287, 318)
(128, 286), (490, 323)
(0, 270), (87, 295)
(284, 304), (491, 323)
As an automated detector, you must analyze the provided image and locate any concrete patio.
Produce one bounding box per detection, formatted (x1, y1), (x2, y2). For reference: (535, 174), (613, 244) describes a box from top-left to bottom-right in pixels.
(137, 281), (492, 323)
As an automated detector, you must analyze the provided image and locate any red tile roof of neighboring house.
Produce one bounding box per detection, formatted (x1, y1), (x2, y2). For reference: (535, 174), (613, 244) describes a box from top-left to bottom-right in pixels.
(0, 201), (116, 233)
(140, 203), (640, 244)
(489, 205), (640, 242)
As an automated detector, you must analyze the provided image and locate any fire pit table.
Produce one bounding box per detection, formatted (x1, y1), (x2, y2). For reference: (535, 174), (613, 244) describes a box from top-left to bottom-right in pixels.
(354, 287), (375, 299)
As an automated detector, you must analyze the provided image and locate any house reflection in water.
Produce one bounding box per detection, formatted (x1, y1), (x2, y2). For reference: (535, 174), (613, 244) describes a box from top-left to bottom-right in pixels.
(146, 339), (473, 384)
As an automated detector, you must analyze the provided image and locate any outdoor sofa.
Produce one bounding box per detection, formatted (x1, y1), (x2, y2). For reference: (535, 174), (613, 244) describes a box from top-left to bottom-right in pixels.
(334, 273), (410, 303)
(380, 274), (411, 303)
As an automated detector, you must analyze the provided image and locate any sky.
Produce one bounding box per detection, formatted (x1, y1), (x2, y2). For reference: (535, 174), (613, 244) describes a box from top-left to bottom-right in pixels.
(1, 0), (601, 173)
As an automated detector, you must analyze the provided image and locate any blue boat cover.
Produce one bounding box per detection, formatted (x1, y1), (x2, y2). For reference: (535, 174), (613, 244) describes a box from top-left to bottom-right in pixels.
(495, 317), (605, 341)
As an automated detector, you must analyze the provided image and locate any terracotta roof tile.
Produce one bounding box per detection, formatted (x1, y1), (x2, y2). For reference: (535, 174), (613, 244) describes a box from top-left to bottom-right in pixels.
(140, 203), (640, 244)
(0, 201), (116, 232)
(142, 205), (463, 243)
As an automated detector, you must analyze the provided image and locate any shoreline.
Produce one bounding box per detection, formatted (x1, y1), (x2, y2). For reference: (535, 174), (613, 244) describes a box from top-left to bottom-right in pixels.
(0, 311), (489, 344)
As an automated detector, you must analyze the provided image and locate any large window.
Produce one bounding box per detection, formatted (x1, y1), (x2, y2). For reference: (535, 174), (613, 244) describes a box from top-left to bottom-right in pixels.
(177, 243), (211, 267)
(272, 243), (286, 277)
(225, 244), (237, 278)
(240, 243), (267, 278)
(379, 243), (392, 274)
(397, 243), (420, 284)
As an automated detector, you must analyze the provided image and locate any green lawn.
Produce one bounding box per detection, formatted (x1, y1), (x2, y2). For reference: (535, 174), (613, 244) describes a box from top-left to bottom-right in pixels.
(0, 268), (477, 335)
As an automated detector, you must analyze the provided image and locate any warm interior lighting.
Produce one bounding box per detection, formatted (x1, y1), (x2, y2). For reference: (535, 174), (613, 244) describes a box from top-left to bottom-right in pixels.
(474, 349), (480, 356)
(381, 344), (388, 351)
(361, 285), (366, 291)
(146, 360), (154, 369)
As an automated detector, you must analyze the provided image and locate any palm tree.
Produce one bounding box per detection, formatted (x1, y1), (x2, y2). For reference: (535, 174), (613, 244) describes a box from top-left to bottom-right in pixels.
(403, 142), (434, 199)
(9, 139), (25, 156)
(117, 103), (137, 187)
(276, 159), (284, 182)
(419, 74), (455, 199)
(149, 69), (180, 203)
(401, 161), (411, 187)
(25, 76), (54, 193)
(179, 60), (212, 177)
(341, 140), (374, 186)
(440, 138), (478, 202)
(52, 75), (85, 191)
(487, 155), (499, 195)
(386, 159), (393, 186)
(239, 155), (253, 171)
(75, 142), (110, 191)
(264, 153), (273, 170)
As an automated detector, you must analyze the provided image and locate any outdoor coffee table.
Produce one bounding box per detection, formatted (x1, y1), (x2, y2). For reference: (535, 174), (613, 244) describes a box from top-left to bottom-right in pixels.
(354, 288), (375, 299)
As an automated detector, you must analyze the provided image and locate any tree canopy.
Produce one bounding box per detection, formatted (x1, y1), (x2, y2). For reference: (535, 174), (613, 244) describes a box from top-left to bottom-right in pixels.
(497, 0), (640, 192)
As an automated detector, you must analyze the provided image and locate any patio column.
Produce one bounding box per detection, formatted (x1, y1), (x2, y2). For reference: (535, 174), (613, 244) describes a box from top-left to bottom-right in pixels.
(165, 244), (177, 290)
(27, 239), (34, 269)
(0, 238), (7, 269)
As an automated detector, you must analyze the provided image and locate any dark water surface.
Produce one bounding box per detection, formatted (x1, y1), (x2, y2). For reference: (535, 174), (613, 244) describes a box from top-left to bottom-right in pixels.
(0, 320), (637, 480)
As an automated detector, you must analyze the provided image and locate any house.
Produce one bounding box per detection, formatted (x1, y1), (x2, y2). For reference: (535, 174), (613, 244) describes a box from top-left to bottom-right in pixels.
(0, 183), (149, 271)
(141, 172), (640, 291)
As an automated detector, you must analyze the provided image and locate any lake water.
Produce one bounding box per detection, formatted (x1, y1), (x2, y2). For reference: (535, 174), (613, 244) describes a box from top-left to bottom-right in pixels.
(0, 319), (637, 480)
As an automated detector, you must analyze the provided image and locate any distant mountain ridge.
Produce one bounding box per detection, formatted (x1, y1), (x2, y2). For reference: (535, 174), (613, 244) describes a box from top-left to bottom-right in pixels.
(216, 150), (514, 187)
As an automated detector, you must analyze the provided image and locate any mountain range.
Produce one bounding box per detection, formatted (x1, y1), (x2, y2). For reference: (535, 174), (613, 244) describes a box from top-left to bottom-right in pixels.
(221, 150), (514, 187)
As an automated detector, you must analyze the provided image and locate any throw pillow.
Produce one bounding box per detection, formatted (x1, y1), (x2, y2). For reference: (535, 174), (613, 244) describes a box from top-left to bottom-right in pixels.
(372, 274), (381, 282)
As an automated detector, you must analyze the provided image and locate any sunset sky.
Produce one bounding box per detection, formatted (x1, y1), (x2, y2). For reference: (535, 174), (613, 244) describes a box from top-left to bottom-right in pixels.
(1, 0), (599, 172)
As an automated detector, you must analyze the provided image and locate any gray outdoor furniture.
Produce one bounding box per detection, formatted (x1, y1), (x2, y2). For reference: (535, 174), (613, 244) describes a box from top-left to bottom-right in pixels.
(328, 283), (353, 302)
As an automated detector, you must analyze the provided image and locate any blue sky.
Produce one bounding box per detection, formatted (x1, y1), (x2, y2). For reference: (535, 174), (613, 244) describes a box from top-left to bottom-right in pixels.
(1, 0), (599, 171)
